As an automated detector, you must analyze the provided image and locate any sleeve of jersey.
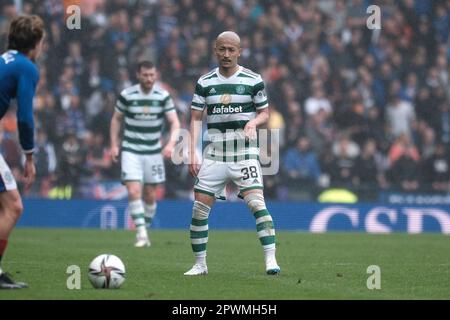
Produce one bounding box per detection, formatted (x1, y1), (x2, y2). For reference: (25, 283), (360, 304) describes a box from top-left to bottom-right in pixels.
(163, 95), (176, 113)
(191, 82), (206, 111)
(115, 93), (127, 113)
(16, 68), (38, 153)
(253, 78), (269, 110)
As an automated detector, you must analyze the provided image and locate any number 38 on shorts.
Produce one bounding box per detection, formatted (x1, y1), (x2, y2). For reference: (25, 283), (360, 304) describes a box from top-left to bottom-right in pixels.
(194, 158), (264, 199)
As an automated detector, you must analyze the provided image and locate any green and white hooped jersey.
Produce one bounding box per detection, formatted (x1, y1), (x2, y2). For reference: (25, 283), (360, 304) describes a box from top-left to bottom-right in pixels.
(191, 66), (269, 162)
(116, 84), (176, 155)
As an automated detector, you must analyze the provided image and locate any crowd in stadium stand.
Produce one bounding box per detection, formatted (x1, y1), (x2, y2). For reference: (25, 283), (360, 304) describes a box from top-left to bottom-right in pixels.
(0, 0), (449, 201)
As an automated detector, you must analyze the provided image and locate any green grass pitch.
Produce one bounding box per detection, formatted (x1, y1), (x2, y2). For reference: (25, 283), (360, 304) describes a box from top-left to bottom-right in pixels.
(0, 228), (449, 299)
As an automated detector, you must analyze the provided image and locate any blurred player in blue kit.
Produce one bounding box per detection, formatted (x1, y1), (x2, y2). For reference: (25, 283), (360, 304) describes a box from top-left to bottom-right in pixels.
(0, 15), (44, 289)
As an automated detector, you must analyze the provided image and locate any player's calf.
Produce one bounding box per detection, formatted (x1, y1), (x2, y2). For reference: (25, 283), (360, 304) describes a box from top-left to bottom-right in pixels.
(128, 199), (150, 247)
(185, 201), (211, 275)
(244, 192), (281, 275)
(144, 202), (157, 228)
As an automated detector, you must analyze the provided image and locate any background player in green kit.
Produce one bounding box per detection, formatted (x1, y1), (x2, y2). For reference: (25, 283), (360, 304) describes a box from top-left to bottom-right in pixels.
(184, 31), (280, 276)
(110, 61), (180, 247)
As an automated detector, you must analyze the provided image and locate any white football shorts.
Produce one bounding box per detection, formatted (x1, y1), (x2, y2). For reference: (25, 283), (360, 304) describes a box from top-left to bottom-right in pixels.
(194, 158), (264, 199)
(0, 154), (17, 192)
(121, 151), (166, 185)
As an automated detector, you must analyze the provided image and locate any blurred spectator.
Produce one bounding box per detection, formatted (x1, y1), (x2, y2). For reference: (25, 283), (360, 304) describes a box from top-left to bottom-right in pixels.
(282, 136), (322, 187)
(400, 73), (419, 103)
(304, 84), (332, 118)
(284, 101), (304, 148)
(416, 124), (436, 160)
(389, 144), (421, 192)
(422, 143), (450, 193)
(267, 105), (286, 149)
(30, 129), (57, 197)
(332, 135), (360, 159)
(326, 135), (360, 187)
(388, 134), (420, 165)
(305, 110), (333, 156)
(352, 139), (387, 195)
(385, 93), (416, 139)
(85, 132), (113, 179)
(56, 133), (87, 198)
(437, 103), (450, 145)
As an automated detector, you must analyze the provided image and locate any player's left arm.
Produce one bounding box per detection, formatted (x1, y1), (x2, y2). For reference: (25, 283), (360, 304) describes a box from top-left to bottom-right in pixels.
(16, 65), (39, 189)
(162, 96), (180, 159)
(244, 108), (269, 140)
(245, 78), (269, 140)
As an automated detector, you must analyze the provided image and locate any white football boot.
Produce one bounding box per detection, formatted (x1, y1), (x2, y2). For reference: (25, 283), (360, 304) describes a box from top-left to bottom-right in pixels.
(134, 235), (151, 248)
(265, 257), (281, 275)
(184, 264), (208, 276)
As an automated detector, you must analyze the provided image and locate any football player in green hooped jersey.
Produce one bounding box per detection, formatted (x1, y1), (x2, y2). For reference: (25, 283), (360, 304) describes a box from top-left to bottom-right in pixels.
(110, 61), (180, 247)
(184, 31), (281, 276)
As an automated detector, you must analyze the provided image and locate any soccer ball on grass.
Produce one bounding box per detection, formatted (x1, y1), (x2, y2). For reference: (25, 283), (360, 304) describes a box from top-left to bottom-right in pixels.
(88, 254), (126, 289)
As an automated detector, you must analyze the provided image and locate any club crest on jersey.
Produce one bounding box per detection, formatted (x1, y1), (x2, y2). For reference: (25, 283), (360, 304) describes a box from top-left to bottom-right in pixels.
(236, 85), (246, 94)
(220, 94), (232, 105)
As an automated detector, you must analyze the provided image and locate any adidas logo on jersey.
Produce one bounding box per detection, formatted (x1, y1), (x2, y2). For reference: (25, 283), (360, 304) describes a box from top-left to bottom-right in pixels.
(252, 179), (260, 184)
(209, 88), (217, 94)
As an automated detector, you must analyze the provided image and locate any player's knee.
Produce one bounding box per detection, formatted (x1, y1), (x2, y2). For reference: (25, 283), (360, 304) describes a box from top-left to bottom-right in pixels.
(127, 187), (142, 200)
(7, 196), (23, 220)
(13, 203), (23, 220)
(192, 201), (211, 220)
(244, 193), (266, 214)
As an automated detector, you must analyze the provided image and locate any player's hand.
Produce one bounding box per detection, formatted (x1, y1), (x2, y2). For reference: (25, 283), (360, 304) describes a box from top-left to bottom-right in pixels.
(244, 120), (257, 141)
(189, 153), (200, 177)
(23, 157), (36, 191)
(162, 143), (174, 159)
(110, 146), (120, 163)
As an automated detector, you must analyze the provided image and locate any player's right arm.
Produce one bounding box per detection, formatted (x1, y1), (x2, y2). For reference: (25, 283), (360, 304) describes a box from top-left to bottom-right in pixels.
(189, 109), (203, 177)
(110, 92), (128, 162)
(16, 63), (39, 189)
(189, 79), (207, 177)
(110, 110), (124, 163)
